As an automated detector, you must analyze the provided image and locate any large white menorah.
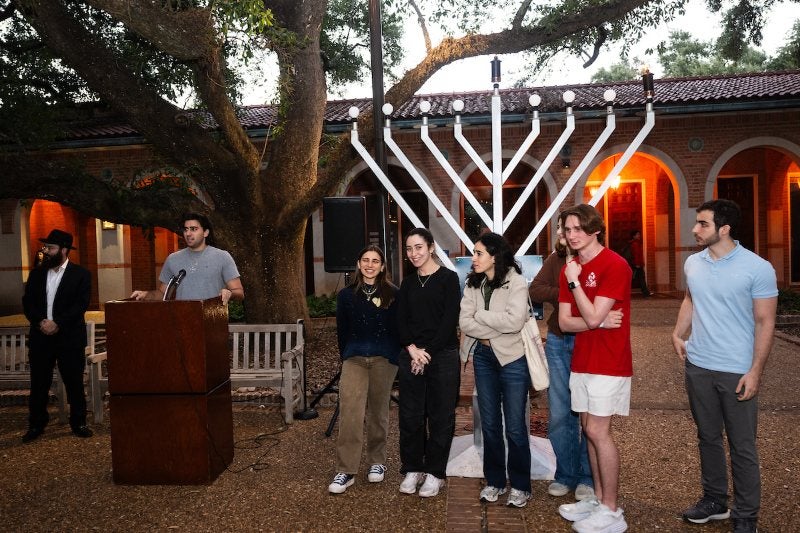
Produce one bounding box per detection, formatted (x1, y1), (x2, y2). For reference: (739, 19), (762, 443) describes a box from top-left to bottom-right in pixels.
(348, 61), (656, 475)
(348, 59), (655, 264)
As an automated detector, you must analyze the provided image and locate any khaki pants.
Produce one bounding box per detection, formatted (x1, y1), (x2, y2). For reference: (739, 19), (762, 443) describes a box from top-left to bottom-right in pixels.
(335, 356), (398, 473)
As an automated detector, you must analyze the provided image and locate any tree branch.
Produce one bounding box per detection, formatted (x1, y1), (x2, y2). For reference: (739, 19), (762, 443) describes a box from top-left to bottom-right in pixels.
(582, 25), (608, 68)
(15, 0), (248, 203)
(513, 0), (533, 29)
(386, 0), (652, 105)
(0, 152), (202, 228)
(408, 0), (431, 52)
(83, 0), (260, 189)
(83, 0), (216, 61)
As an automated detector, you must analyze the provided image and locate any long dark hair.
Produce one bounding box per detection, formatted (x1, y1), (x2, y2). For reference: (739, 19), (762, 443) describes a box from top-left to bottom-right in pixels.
(465, 232), (521, 289)
(351, 245), (396, 309)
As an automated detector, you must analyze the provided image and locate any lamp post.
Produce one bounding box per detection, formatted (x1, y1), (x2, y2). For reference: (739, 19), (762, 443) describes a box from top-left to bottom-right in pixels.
(368, 0), (393, 272)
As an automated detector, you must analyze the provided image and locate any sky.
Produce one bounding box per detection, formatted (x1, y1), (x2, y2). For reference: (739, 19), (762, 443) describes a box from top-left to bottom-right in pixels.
(238, 1), (797, 105)
(327, 0), (799, 102)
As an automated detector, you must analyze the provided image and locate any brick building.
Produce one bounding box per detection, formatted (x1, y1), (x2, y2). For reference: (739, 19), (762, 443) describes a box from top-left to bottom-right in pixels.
(1, 70), (799, 314)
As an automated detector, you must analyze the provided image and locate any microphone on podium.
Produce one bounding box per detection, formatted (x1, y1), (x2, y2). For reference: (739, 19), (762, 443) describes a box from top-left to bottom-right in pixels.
(163, 269), (187, 301)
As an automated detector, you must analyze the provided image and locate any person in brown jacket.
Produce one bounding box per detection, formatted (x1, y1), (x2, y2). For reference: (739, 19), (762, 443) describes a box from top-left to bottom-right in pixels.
(530, 216), (595, 501)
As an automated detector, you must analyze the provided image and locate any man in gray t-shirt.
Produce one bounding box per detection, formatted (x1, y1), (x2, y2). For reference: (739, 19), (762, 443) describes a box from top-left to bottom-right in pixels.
(131, 213), (244, 304)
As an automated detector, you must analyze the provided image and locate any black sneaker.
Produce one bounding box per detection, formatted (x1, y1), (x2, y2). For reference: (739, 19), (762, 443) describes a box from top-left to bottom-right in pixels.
(732, 517), (758, 533)
(682, 497), (730, 524)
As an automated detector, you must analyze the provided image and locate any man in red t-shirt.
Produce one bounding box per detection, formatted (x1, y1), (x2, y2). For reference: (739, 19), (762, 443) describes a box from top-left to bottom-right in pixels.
(556, 204), (633, 533)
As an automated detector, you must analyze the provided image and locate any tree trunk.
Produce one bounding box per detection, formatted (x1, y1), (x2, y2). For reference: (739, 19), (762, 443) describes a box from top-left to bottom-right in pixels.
(214, 207), (309, 324)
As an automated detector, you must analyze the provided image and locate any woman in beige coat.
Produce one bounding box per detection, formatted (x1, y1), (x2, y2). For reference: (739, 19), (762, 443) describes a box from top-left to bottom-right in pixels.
(459, 232), (531, 508)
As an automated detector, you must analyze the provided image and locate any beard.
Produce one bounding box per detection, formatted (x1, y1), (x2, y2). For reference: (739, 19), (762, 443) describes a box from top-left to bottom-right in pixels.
(40, 252), (63, 269)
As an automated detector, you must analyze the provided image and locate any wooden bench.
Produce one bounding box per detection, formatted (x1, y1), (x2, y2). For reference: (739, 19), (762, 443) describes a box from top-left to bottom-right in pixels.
(229, 320), (305, 424)
(86, 320), (306, 425)
(0, 322), (102, 424)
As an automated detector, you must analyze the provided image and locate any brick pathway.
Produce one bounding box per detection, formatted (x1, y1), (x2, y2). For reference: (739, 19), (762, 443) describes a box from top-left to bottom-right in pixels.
(447, 359), (547, 532)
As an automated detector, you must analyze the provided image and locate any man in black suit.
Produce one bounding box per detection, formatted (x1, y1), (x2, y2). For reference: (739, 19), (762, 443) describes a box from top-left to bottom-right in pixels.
(21, 229), (92, 442)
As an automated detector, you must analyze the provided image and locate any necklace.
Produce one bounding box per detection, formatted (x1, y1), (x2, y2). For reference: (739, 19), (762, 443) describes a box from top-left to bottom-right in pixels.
(361, 284), (377, 300)
(417, 268), (437, 288)
(188, 247), (208, 273)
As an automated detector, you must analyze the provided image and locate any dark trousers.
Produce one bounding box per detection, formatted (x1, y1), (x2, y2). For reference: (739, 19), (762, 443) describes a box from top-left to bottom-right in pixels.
(28, 338), (87, 430)
(398, 347), (460, 479)
(632, 266), (650, 296)
(685, 361), (760, 519)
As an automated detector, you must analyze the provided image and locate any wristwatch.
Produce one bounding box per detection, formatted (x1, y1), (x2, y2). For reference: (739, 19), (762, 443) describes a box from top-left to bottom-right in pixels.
(568, 280), (579, 290)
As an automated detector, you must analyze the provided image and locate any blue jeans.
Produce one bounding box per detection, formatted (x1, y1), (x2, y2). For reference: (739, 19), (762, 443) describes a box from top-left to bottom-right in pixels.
(473, 343), (531, 492)
(545, 332), (592, 488)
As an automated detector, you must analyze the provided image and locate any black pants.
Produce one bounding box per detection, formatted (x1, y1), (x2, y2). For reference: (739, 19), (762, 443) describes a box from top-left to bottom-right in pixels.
(397, 347), (460, 479)
(632, 266), (650, 296)
(28, 338), (87, 429)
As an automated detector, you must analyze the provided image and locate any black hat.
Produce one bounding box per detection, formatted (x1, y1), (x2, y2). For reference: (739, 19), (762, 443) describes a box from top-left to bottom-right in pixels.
(39, 229), (76, 250)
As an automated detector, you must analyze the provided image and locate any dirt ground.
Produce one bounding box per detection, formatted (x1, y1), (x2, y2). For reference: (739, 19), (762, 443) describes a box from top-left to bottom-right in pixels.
(1, 296), (798, 532)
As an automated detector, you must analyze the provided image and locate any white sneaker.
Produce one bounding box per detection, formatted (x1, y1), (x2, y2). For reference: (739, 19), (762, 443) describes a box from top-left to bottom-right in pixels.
(418, 474), (445, 498)
(367, 464), (386, 483)
(328, 473), (354, 494)
(572, 504), (627, 533)
(575, 484), (595, 501)
(399, 472), (424, 494)
(506, 488), (532, 508)
(479, 485), (507, 502)
(559, 496), (600, 521)
(548, 481), (571, 497)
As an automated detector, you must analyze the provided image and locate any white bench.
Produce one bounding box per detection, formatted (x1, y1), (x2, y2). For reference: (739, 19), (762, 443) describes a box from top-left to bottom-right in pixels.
(86, 320), (306, 425)
(0, 322), (102, 424)
(229, 320), (306, 424)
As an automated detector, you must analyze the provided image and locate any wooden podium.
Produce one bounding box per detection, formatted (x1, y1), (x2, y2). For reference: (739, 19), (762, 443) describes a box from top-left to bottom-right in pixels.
(105, 298), (234, 485)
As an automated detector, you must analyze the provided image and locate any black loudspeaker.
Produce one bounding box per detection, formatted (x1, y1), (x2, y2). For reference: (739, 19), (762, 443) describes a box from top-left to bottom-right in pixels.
(323, 197), (367, 273)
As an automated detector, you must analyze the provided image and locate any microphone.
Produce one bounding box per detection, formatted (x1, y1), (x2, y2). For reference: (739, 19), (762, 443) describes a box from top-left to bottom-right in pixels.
(163, 269), (187, 301)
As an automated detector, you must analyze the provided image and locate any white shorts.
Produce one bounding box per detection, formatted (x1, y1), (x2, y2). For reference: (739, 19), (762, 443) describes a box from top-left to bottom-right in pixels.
(569, 372), (631, 417)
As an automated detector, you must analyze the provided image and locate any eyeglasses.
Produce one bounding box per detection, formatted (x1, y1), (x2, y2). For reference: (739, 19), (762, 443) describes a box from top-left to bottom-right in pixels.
(41, 245), (60, 252)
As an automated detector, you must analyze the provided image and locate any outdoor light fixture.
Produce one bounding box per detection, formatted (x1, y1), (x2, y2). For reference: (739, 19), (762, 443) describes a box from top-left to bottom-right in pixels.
(641, 65), (655, 100)
(382, 103), (393, 116)
(348, 106), (360, 119)
(563, 90), (576, 105)
(419, 100), (432, 114)
(491, 56), (501, 86)
(529, 94), (541, 108)
(603, 89), (617, 103)
(452, 99), (465, 113)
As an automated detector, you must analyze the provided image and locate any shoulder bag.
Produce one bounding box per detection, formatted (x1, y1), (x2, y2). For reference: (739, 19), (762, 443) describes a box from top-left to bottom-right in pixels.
(521, 295), (549, 390)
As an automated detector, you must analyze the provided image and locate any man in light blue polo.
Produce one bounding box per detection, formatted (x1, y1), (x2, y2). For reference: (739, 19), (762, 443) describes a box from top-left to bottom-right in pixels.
(672, 199), (777, 533)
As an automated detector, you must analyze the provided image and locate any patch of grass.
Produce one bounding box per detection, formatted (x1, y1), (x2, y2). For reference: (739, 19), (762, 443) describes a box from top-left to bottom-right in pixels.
(307, 293), (337, 318)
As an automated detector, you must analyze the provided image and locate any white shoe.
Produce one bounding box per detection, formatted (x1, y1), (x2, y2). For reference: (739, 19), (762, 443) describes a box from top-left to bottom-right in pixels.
(506, 488), (532, 508)
(559, 496), (600, 521)
(418, 474), (445, 498)
(328, 473), (354, 494)
(479, 485), (507, 502)
(367, 464), (386, 483)
(575, 484), (595, 501)
(572, 504), (627, 533)
(399, 472), (423, 494)
(548, 481), (571, 497)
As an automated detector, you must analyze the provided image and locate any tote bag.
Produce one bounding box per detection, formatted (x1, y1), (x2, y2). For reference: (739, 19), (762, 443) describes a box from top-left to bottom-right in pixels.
(521, 298), (549, 390)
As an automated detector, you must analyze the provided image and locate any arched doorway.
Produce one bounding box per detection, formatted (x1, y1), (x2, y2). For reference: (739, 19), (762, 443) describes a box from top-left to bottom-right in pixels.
(584, 152), (677, 294)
